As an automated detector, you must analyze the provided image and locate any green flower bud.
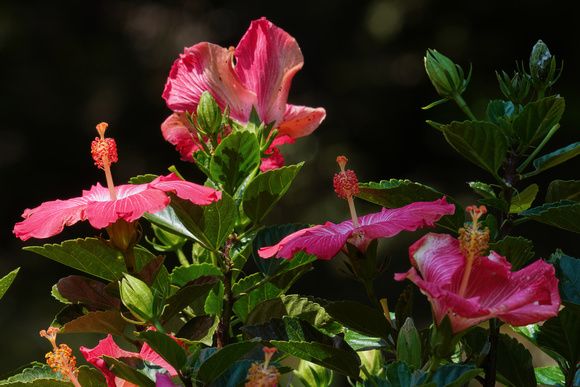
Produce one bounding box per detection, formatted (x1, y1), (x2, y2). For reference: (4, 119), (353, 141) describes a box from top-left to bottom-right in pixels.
(119, 274), (155, 323)
(196, 91), (224, 135)
(294, 359), (333, 386)
(529, 40), (552, 83)
(396, 317), (422, 370)
(424, 49), (471, 98)
(359, 349), (384, 379)
(496, 71), (530, 104)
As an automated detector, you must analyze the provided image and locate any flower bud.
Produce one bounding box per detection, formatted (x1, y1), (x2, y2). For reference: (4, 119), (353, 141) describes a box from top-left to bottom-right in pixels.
(119, 274), (155, 323)
(196, 91), (224, 135)
(496, 71), (530, 104)
(359, 349), (383, 379)
(529, 40), (552, 83)
(294, 359), (333, 386)
(424, 49), (471, 98)
(396, 317), (422, 370)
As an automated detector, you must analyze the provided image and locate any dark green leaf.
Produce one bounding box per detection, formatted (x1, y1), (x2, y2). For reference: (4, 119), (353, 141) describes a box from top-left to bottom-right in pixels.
(532, 142), (580, 175)
(0, 267), (19, 301)
(204, 281), (224, 315)
(358, 179), (464, 232)
(162, 280), (219, 321)
(488, 236), (535, 271)
(546, 180), (580, 203)
(76, 366), (107, 387)
(441, 120), (507, 176)
(170, 264), (222, 287)
(58, 310), (127, 336)
(520, 200), (580, 234)
(324, 300), (393, 342)
(512, 96), (565, 147)
(537, 307), (580, 365)
(232, 282), (283, 322)
(479, 197), (509, 213)
(136, 330), (188, 372)
(176, 314), (219, 346)
(469, 181), (496, 199)
(550, 252), (580, 304)
(196, 341), (259, 384)
(384, 361), (413, 387)
(243, 163), (303, 224)
(495, 333), (537, 387)
(102, 356), (155, 387)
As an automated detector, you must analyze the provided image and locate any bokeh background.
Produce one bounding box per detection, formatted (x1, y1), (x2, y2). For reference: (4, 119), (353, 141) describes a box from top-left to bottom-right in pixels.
(1, 0), (579, 376)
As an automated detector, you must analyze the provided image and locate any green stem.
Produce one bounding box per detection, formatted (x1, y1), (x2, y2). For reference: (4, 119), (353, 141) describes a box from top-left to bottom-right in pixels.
(363, 279), (383, 312)
(360, 365), (378, 387)
(483, 318), (499, 387)
(452, 93), (477, 121)
(424, 355), (442, 383)
(176, 248), (190, 267)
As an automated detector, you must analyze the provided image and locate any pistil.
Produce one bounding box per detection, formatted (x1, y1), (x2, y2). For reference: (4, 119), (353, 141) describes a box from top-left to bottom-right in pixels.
(333, 156), (361, 228)
(91, 122), (118, 200)
(457, 205), (489, 298)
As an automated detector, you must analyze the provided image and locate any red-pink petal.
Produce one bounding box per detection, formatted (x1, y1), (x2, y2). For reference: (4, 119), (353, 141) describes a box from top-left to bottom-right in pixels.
(80, 335), (139, 387)
(162, 42), (256, 124)
(84, 184), (170, 229)
(276, 104), (326, 139)
(234, 17), (303, 127)
(160, 113), (198, 162)
(140, 343), (178, 377)
(149, 173), (222, 204)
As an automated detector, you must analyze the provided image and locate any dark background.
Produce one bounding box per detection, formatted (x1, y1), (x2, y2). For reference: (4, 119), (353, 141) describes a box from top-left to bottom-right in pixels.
(1, 0), (579, 375)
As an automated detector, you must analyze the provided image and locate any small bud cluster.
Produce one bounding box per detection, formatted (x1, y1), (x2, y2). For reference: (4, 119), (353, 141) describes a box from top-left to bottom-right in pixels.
(40, 327), (80, 385)
(333, 156), (360, 199)
(246, 347), (280, 387)
(458, 206), (489, 260)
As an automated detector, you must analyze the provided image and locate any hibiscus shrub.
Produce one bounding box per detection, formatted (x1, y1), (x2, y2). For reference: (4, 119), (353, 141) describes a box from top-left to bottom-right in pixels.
(4, 19), (580, 387)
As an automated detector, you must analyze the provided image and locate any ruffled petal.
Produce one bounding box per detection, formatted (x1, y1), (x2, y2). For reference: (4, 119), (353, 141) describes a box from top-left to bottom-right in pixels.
(13, 194), (91, 240)
(234, 17), (303, 126)
(276, 104), (326, 139)
(84, 184), (170, 229)
(160, 113), (198, 162)
(149, 173), (222, 204)
(258, 221), (354, 260)
(162, 42), (256, 124)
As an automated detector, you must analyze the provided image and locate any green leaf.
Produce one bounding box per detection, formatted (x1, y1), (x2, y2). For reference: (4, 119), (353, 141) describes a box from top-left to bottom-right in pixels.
(343, 329), (389, 351)
(324, 300), (393, 342)
(441, 120), (507, 176)
(102, 356), (155, 387)
(468, 181), (496, 199)
(495, 333), (537, 387)
(176, 314), (219, 346)
(488, 236), (535, 271)
(550, 252), (580, 304)
(204, 281), (224, 315)
(384, 360), (413, 387)
(479, 197), (509, 213)
(142, 205), (198, 242)
(243, 163), (303, 224)
(512, 96), (565, 147)
(243, 295), (340, 333)
(76, 366), (107, 387)
(55, 275), (120, 309)
(357, 179), (464, 232)
(427, 364), (481, 387)
(24, 238), (126, 281)
(162, 280), (219, 322)
(0, 268), (19, 301)
(546, 180), (580, 203)
(210, 131), (260, 195)
(535, 366), (564, 386)
(232, 283), (284, 322)
(136, 330), (188, 372)
(509, 184), (539, 213)
(537, 307), (580, 365)
(170, 264), (222, 287)
(531, 142), (580, 175)
(520, 200), (580, 234)
(0, 363), (70, 386)
(196, 341), (259, 384)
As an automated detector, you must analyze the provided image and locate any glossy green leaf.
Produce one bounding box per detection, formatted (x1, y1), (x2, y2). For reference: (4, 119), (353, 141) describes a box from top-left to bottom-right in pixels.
(170, 263), (222, 287)
(176, 314), (219, 346)
(136, 330), (188, 372)
(488, 236), (535, 271)
(199, 192), (237, 250)
(537, 307), (580, 365)
(0, 267), (19, 301)
(546, 180), (580, 203)
(358, 179), (464, 232)
(210, 131), (260, 195)
(232, 282), (284, 322)
(512, 96), (565, 147)
(324, 300), (393, 342)
(495, 333), (537, 387)
(531, 142), (580, 175)
(243, 163), (303, 224)
(142, 206), (198, 242)
(162, 280), (219, 321)
(343, 328), (389, 351)
(520, 200), (580, 233)
(509, 184), (539, 213)
(24, 238), (125, 281)
(534, 366), (564, 386)
(469, 181), (496, 199)
(243, 295), (339, 333)
(550, 252), (580, 304)
(441, 120), (507, 176)
(76, 366), (107, 387)
(425, 364), (481, 387)
(196, 341), (259, 384)
(102, 356), (155, 387)
(0, 363), (70, 385)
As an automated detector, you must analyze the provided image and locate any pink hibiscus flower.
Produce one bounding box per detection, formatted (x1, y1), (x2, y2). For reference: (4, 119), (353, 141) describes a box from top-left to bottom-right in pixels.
(13, 173), (221, 241)
(80, 334), (178, 387)
(394, 232), (560, 333)
(161, 17), (326, 170)
(258, 198), (455, 260)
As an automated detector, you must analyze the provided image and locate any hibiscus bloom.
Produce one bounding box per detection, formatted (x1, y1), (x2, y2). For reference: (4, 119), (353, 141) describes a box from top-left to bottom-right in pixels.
(13, 173), (221, 241)
(161, 17), (326, 170)
(394, 232), (560, 333)
(80, 334), (178, 387)
(259, 157), (455, 260)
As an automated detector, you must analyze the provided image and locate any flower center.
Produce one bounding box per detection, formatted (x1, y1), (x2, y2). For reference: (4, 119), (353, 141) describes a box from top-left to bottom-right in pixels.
(333, 156), (360, 228)
(457, 205), (490, 298)
(91, 122), (118, 200)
